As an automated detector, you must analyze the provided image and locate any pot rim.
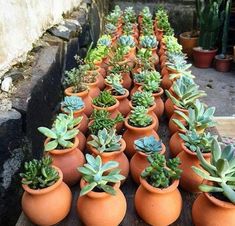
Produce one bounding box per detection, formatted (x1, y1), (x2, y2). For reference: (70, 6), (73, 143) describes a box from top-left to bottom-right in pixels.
(193, 47), (218, 53)
(61, 106), (85, 115)
(107, 88), (129, 99)
(215, 54), (234, 61)
(173, 105), (188, 114)
(179, 31), (199, 40)
(92, 99), (120, 111)
(138, 86), (164, 97)
(22, 166), (63, 195)
(129, 101), (157, 113)
(181, 142), (211, 157)
(64, 86), (89, 97)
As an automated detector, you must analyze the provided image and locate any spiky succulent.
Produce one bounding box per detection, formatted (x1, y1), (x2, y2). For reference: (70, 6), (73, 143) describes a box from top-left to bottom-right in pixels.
(78, 154), (125, 196)
(93, 91), (117, 108)
(97, 35), (112, 47)
(163, 35), (182, 54)
(20, 156), (59, 189)
(61, 96), (84, 112)
(179, 129), (216, 153)
(88, 128), (122, 153)
(131, 91), (155, 108)
(129, 106), (152, 127)
(118, 35), (135, 47)
(134, 136), (162, 155)
(141, 153), (182, 188)
(142, 70), (161, 93)
(192, 139), (235, 204)
(140, 35), (158, 48)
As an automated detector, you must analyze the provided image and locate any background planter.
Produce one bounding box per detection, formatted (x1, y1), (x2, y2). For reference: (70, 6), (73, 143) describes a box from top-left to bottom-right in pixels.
(214, 55), (233, 72)
(193, 47), (217, 68)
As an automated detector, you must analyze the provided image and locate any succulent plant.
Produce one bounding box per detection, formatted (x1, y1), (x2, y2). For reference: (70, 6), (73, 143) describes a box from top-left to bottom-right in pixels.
(142, 70), (161, 93)
(111, 82), (126, 96)
(88, 128), (122, 153)
(89, 110), (124, 135)
(38, 116), (78, 151)
(140, 35), (158, 48)
(85, 44), (108, 64)
(192, 139), (235, 203)
(123, 7), (136, 23)
(134, 136), (162, 155)
(105, 73), (122, 85)
(55, 112), (82, 130)
(97, 35), (112, 47)
(173, 100), (216, 132)
(131, 91), (155, 108)
(93, 91), (117, 108)
(111, 46), (131, 63)
(155, 9), (174, 35)
(140, 6), (152, 18)
(78, 154), (125, 196)
(105, 23), (117, 35)
(20, 156), (59, 189)
(179, 129), (216, 153)
(61, 96), (84, 113)
(129, 106), (152, 127)
(122, 22), (135, 35)
(118, 35), (135, 47)
(163, 35), (182, 54)
(141, 153), (182, 188)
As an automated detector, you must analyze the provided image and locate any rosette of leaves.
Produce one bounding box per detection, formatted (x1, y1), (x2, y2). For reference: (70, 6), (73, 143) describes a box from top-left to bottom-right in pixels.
(131, 91), (155, 108)
(61, 96), (84, 113)
(140, 35), (158, 49)
(140, 6), (152, 18)
(88, 128), (122, 153)
(93, 91), (117, 108)
(89, 109), (124, 135)
(111, 81), (126, 96)
(141, 153), (182, 188)
(105, 23), (117, 35)
(134, 136), (162, 155)
(97, 35), (112, 47)
(105, 73), (122, 85)
(129, 106), (152, 127)
(155, 9), (174, 35)
(54, 112), (82, 130)
(136, 48), (153, 69)
(123, 22), (135, 35)
(163, 35), (182, 54)
(78, 154), (125, 196)
(179, 129), (216, 153)
(192, 139), (235, 204)
(118, 35), (135, 47)
(142, 70), (161, 93)
(112, 45), (131, 63)
(123, 6), (136, 23)
(20, 156), (59, 189)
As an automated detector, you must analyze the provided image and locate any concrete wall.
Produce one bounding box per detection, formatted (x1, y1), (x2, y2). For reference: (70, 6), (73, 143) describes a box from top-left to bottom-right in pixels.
(0, 0), (83, 77)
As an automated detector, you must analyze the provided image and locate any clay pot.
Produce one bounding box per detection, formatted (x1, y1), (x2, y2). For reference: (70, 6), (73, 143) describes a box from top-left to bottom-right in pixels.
(161, 66), (169, 77)
(165, 97), (175, 119)
(64, 87), (93, 116)
(101, 56), (109, 70)
(177, 143), (211, 192)
(108, 88), (130, 117)
(84, 78), (100, 98)
(130, 81), (142, 96)
(123, 116), (159, 158)
(193, 47), (217, 68)
(169, 129), (185, 157)
(94, 61), (106, 78)
(156, 29), (163, 42)
(135, 178), (182, 226)
(161, 72), (173, 90)
(46, 137), (85, 186)
(121, 71), (132, 89)
(130, 144), (166, 184)
(21, 167), (72, 225)
(76, 130), (86, 152)
(192, 192), (235, 226)
(169, 105), (188, 135)
(214, 55), (233, 72)
(89, 138), (129, 179)
(77, 180), (127, 226)
(87, 67), (105, 89)
(150, 47), (159, 66)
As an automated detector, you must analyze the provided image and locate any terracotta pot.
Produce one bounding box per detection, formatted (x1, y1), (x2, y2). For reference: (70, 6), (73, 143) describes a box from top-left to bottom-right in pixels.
(22, 167), (72, 225)
(108, 88), (130, 117)
(130, 81), (142, 96)
(94, 61), (106, 78)
(121, 71), (132, 90)
(160, 54), (167, 63)
(192, 192), (235, 226)
(87, 67), (105, 89)
(161, 72), (173, 90)
(169, 105), (188, 135)
(123, 116), (159, 158)
(177, 143), (211, 192)
(130, 144), (166, 184)
(169, 130), (185, 157)
(214, 55), (233, 72)
(158, 46), (166, 57)
(101, 56), (109, 70)
(135, 178), (182, 226)
(64, 87), (93, 116)
(161, 66), (169, 77)
(89, 138), (129, 179)
(76, 130), (86, 152)
(193, 47), (217, 68)
(165, 97), (175, 119)
(46, 137), (85, 186)
(179, 32), (199, 58)
(77, 180), (127, 226)
(84, 79), (100, 98)
(156, 29), (163, 42)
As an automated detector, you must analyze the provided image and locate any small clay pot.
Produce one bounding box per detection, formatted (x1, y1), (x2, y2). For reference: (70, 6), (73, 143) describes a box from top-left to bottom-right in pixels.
(121, 71), (132, 90)
(177, 143), (211, 192)
(135, 178), (182, 226)
(161, 72), (173, 90)
(87, 66), (105, 89)
(214, 55), (233, 72)
(169, 129), (185, 157)
(165, 97), (175, 119)
(77, 180), (127, 226)
(192, 191), (235, 226)
(21, 167), (72, 225)
(130, 144), (166, 184)
(130, 80), (143, 96)
(193, 47), (217, 68)
(84, 78), (100, 98)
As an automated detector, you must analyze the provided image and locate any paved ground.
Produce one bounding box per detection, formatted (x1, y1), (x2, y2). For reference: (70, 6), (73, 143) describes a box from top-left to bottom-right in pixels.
(191, 64), (235, 116)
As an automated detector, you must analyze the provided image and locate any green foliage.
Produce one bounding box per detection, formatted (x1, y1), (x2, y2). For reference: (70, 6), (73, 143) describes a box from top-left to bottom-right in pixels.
(179, 129), (216, 153)
(105, 23), (117, 35)
(155, 9), (174, 35)
(140, 6), (152, 18)
(173, 99), (216, 131)
(123, 6), (136, 23)
(129, 106), (152, 127)
(88, 128), (122, 153)
(105, 73), (122, 85)
(54, 112), (82, 130)
(136, 48), (154, 70)
(142, 70), (161, 93)
(141, 153), (182, 188)
(118, 35), (135, 47)
(131, 91), (155, 108)
(140, 35), (157, 49)
(89, 110), (124, 135)
(111, 82), (126, 96)
(123, 22), (135, 35)
(134, 136), (162, 155)
(97, 35), (112, 47)
(112, 46), (131, 63)
(85, 44), (108, 64)
(78, 154), (125, 196)
(163, 35), (182, 54)
(20, 156), (59, 189)
(61, 96), (84, 112)
(192, 139), (235, 204)
(93, 91), (117, 108)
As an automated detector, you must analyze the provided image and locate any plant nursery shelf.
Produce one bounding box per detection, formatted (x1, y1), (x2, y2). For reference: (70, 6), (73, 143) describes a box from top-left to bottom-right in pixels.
(16, 120), (220, 226)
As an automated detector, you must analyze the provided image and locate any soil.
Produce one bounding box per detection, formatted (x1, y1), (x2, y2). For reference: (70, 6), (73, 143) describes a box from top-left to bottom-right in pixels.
(209, 192), (231, 203)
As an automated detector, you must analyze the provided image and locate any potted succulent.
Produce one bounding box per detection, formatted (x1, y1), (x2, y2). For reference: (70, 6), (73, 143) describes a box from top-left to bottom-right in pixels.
(61, 96), (88, 134)
(104, 73), (122, 89)
(130, 136), (166, 184)
(87, 128), (129, 179)
(135, 153), (182, 226)
(20, 156), (72, 225)
(170, 100), (216, 157)
(117, 35), (136, 56)
(38, 115), (85, 186)
(192, 139), (235, 226)
(177, 129), (216, 192)
(77, 154), (127, 226)
(123, 106), (159, 158)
